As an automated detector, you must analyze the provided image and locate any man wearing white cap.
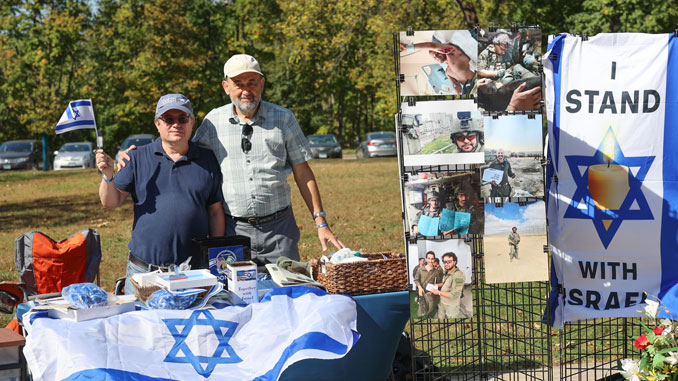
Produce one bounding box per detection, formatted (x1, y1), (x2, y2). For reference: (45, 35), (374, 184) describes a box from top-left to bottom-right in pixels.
(192, 54), (344, 265)
(97, 94), (225, 295)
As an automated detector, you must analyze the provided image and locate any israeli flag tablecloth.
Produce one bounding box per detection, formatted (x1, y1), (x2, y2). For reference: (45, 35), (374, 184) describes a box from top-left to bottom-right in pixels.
(544, 33), (678, 327)
(23, 287), (359, 381)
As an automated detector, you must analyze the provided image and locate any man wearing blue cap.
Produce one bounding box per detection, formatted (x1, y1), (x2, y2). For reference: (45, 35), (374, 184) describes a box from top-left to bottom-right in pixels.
(96, 94), (225, 295)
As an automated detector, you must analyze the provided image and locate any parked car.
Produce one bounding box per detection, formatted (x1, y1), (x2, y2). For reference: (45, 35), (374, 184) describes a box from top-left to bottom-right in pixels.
(0, 140), (46, 170)
(308, 134), (342, 159)
(53, 142), (95, 170)
(115, 134), (155, 163)
(355, 131), (397, 158)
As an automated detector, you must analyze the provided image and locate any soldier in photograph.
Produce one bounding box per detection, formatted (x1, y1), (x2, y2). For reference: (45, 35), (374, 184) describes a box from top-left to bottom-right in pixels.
(478, 31), (512, 74)
(508, 226), (521, 261)
(449, 112), (483, 154)
(414, 251), (444, 318)
(478, 31), (539, 84)
(447, 181), (484, 234)
(411, 190), (456, 236)
(412, 257), (425, 281)
(488, 148), (516, 197)
(429, 252), (466, 319)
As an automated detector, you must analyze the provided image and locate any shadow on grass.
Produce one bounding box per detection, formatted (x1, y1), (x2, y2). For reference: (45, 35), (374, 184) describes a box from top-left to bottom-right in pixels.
(0, 194), (105, 230)
(0, 170), (67, 183)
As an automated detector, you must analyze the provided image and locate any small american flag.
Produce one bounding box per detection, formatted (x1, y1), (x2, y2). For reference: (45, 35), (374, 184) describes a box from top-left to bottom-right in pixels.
(237, 270), (256, 281)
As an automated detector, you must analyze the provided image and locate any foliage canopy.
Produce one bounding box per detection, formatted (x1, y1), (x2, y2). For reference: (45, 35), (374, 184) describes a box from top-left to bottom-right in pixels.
(0, 0), (675, 152)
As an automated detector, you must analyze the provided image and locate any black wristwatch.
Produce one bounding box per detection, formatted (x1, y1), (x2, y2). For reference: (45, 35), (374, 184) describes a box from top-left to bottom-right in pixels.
(313, 211), (326, 220)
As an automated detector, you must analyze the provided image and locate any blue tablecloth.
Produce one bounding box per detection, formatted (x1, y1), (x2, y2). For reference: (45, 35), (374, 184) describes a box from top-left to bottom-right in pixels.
(280, 291), (410, 381)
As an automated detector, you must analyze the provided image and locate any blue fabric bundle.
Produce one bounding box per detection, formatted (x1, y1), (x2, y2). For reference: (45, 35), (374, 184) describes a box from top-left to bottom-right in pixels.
(62, 283), (109, 309)
(147, 289), (198, 310)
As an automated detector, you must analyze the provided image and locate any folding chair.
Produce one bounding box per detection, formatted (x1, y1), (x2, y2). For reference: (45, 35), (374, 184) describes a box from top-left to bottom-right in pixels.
(0, 229), (102, 333)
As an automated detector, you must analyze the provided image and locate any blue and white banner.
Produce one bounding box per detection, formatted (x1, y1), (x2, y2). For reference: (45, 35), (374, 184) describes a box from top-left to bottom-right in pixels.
(544, 33), (678, 327)
(23, 287), (359, 381)
(55, 99), (97, 134)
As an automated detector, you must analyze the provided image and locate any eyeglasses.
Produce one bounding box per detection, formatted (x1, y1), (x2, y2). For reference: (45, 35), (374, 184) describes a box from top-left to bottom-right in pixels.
(158, 115), (190, 125)
(454, 131), (479, 142)
(443, 260), (455, 264)
(241, 124), (253, 153)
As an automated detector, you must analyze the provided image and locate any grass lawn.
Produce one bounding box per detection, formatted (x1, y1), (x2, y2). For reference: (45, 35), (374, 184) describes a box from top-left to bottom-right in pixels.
(0, 157), (403, 324)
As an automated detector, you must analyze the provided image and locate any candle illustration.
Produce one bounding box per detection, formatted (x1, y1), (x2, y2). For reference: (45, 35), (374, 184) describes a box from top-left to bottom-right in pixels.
(588, 134), (629, 211)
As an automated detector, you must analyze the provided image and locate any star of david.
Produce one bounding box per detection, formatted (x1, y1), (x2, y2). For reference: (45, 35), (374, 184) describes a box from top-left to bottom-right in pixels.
(564, 127), (655, 249)
(163, 310), (242, 377)
(72, 108), (80, 120)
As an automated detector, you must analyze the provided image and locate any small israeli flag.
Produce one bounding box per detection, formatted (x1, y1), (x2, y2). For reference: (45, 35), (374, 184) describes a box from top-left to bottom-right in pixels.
(55, 99), (97, 134)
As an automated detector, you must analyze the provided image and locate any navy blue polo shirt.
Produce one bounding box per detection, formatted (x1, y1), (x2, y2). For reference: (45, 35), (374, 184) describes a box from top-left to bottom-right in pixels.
(114, 138), (223, 266)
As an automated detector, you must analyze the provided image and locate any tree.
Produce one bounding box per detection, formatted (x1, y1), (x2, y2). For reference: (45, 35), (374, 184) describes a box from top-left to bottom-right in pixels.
(0, 0), (91, 147)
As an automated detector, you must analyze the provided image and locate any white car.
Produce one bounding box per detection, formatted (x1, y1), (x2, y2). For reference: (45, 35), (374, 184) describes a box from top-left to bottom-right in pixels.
(53, 142), (95, 170)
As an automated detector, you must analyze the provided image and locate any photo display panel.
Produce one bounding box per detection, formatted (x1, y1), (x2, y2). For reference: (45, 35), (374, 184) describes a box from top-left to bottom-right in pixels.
(395, 26), (548, 320)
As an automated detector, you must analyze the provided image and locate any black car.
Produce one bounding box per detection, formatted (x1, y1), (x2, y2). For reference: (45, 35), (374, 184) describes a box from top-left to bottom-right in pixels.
(308, 134), (342, 159)
(116, 134), (155, 163)
(0, 140), (47, 170)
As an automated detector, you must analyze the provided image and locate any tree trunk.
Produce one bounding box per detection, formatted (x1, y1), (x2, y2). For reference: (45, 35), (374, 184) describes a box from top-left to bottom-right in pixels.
(454, 0), (479, 28)
(336, 92), (345, 145)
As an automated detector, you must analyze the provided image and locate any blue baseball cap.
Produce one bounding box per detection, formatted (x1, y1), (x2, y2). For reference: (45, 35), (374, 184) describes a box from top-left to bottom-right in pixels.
(155, 94), (193, 118)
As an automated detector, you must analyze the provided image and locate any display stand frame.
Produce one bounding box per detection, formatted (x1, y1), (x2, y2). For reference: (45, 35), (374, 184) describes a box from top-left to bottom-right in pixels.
(393, 27), (642, 380)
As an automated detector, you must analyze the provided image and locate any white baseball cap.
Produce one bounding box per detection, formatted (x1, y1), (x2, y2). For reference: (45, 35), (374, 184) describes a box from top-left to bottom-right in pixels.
(223, 54), (263, 78)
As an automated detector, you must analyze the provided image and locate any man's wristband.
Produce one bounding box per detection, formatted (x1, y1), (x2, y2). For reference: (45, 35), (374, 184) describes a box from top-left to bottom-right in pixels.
(102, 174), (115, 183)
(316, 223), (329, 229)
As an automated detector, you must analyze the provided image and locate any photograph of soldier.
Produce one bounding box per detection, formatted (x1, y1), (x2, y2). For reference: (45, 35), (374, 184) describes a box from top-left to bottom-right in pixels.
(486, 148), (515, 198)
(428, 252), (466, 319)
(481, 114), (544, 199)
(483, 201), (547, 283)
(413, 251), (444, 318)
(411, 257), (426, 290)
(405, 171), (484, 236)
(410, 190), (451, 236)
(400, 100), (483, 166)
(508, 226), (520, 261)
(398, 30), (478, 96)
(475, 28), (543, 112)
(408, 239), (473, 319)
(449, 112), (484, 153)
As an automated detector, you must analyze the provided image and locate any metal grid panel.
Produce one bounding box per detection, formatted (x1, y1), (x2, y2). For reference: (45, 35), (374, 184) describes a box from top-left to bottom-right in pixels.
(479, 279), (552, 380)
(559, 318), (641, 380)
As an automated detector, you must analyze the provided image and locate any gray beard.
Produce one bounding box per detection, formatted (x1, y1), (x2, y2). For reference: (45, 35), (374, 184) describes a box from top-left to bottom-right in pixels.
(231, 95), (260, 115)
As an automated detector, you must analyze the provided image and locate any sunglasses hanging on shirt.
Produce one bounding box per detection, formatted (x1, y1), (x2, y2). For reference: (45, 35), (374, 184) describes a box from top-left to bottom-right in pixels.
(241, 124), (253, 153)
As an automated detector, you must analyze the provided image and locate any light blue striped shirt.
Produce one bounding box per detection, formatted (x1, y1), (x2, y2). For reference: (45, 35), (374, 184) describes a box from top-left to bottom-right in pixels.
(193, 101), (313, 217)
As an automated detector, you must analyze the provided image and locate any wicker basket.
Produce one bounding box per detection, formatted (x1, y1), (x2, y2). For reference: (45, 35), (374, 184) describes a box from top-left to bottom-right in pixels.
(129, 277), (161, 303)
(313, 251), (407, 296)
(129, 277), (212, 304)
